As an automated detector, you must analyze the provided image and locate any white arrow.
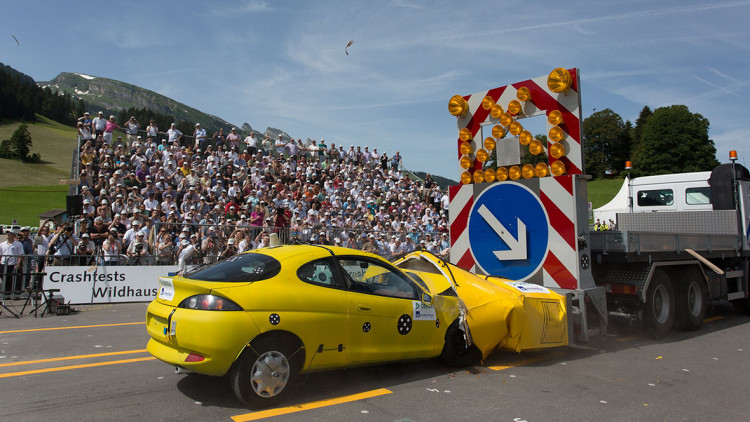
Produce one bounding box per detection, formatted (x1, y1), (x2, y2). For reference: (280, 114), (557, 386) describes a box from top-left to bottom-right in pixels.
(478, 204), (527, 260)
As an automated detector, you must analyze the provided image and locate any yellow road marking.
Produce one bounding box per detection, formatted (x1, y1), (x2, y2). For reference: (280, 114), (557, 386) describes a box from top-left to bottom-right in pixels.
(0, 321), (145, 334)
(231, 388), (393, 421)
(488, 351), (566, 371)
(0, 356), (156, 378)
(703, 316), (725, 323)
(615, 336), (638, 342)
(0, 349), (148, 368)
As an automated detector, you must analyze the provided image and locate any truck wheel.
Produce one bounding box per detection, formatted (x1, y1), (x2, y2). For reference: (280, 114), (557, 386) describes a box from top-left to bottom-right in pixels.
(644, 270), (675, 339)
(230, 337), (299, 408)
(441, 320), (480, 367)
(677, 269), (706, 331)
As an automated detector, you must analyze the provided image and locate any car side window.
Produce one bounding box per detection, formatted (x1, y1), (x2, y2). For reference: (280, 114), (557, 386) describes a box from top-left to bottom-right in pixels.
(338, 257), (417, 299)
(297, 259), (345, 289)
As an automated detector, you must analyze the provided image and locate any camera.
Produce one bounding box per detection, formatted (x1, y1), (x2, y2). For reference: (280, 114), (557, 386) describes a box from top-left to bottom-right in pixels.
(135, 243), (144, 253)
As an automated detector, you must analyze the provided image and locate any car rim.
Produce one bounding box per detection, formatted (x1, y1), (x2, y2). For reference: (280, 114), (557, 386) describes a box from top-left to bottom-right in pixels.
(250, 351), (290, 398)
(688, 282), (701, 317)
(653, 284), (669, 324)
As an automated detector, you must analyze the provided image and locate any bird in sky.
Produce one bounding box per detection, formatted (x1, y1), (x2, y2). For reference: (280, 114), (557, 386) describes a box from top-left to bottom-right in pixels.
(11, 35), (19, 45)
(345, 40), (353, 56)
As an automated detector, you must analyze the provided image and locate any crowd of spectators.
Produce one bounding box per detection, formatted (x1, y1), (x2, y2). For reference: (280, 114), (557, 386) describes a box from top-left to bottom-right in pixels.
(56, 112), (452, 267)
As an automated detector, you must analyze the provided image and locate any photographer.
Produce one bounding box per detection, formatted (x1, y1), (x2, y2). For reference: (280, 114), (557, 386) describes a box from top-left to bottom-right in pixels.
(75, 233), (95, 266)
(47, 223), (79, 265)
(126, 232), (151, 265)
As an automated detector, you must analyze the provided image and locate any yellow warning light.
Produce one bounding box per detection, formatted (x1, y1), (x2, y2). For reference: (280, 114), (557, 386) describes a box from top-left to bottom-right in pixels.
(517, 87), (531, 102)
(550, 160), (566, 176)
(549, 142), (565, 159)
(730, 150), (738, 161)
(484, 168), (496, 182)
(535, 162), (549, 178)
(625, 161), (633, 170)
(459, 128), (473, 141)
(492, 125), (506, 139)
(519, 130), (533, 145)
(509, 121), (523, 136)
(459, 141), (473, 155)
(481, 96), (495, 110)
(449, 95), (469, 116)
(460, 171), (473, 184)
(522, 164), (535, 179)
(500, 113), (513, 127)
(473, 170), (485, 183)
(476, 149), (489, 162)
(529, 139), (544, 155)
(508, 100), (522, 115)
(484, 137), (496, 151)
(490, 104), (504, 119)
(497, 167), (509, 181)
(460, 155), (473, 169)
(548, 110), (563, 126)
(549, 126), (565, 142)
(509, 165), (521, 180)
(547, 68), (572, 93)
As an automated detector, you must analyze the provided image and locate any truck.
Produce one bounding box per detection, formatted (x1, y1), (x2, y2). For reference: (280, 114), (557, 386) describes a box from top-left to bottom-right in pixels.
(446, 67), (750, 342)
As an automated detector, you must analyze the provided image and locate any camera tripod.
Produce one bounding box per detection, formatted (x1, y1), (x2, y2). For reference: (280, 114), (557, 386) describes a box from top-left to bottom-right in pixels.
(20, 272), (54, 318)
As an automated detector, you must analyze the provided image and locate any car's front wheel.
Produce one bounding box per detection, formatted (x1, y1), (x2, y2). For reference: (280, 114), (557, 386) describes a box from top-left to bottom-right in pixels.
(441, 319), (480, 367)
(231, 337), (299, 408)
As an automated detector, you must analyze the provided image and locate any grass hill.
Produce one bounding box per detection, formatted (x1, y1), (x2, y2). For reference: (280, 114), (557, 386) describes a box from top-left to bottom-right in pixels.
(0, 116), (75, 225)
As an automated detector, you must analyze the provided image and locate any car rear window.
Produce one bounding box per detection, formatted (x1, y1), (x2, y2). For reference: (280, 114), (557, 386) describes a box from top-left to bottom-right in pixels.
(184, 253), (281, 283)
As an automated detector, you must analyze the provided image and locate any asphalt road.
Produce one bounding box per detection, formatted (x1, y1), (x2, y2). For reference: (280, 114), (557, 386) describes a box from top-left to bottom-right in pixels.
(2, 299), (749, 422)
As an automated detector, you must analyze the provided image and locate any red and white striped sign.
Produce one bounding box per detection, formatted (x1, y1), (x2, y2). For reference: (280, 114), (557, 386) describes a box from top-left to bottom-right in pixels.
(455, 68), (583, 176)
(449, 69), (585, 290)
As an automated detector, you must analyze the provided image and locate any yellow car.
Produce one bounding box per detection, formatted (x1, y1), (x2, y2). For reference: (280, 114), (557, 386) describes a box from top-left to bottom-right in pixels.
(146, 245), (567, 408)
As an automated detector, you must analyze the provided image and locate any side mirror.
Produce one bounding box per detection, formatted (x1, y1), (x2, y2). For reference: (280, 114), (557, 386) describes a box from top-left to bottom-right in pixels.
(421, 292), (433, 306)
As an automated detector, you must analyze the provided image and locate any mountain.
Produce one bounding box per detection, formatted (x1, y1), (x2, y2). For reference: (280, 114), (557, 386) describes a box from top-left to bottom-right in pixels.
(38, 72), (236, 134)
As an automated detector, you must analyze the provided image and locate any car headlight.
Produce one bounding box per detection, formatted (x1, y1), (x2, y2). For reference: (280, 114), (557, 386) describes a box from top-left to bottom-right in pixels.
(178, 294), (243, 311)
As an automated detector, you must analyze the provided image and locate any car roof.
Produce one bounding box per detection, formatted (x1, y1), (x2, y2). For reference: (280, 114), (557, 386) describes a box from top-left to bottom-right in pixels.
(248, 244), (383, 262)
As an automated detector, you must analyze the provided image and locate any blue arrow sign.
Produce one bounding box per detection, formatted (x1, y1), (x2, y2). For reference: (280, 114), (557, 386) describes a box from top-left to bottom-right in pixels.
(468, 182), (549, 280)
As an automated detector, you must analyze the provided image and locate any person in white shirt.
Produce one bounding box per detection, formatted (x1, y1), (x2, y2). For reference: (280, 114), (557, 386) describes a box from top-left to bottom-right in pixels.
(1, 231), (25, 292)
(194, 123), (208, 150)
(244, 133), (258, 156)
(92, 111), (107, 137)
(167, 123), (183, 144)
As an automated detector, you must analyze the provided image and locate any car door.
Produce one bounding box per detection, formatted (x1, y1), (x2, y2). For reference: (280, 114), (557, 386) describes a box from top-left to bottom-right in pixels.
(294, 257), (350, 370)
(337, 256), (439, 363)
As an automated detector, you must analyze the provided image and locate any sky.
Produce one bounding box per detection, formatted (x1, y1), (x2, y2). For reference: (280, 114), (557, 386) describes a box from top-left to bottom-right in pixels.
(2, 0), (749, 178)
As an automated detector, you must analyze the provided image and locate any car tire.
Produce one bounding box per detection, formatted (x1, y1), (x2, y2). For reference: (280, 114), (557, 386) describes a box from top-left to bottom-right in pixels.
(677, 268), (707, 331)
(441, 320), (480, 367)
(644, 269), (676, 339)
(230, 337), (299, 408)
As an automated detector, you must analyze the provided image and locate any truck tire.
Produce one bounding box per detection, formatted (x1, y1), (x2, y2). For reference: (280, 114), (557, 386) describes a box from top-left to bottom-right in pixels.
(644, 269), (675, 339)
(441, 320), (480, 367)
(677, 269), (707, 331)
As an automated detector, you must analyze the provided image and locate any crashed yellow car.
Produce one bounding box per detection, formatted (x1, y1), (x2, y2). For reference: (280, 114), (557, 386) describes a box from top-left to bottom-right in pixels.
(146, 245), (567, 407)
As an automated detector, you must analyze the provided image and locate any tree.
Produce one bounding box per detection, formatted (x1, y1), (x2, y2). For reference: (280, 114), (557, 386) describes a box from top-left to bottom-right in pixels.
(0, 124), (39, 162)
(631, 105), (652, 156)
(582, 109), (631, 178)
(632, 105), (719, 176)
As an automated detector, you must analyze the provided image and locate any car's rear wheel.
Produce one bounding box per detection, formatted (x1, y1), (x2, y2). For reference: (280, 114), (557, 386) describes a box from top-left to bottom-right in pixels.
(231, 337), (299, 408)
(441, 319), (480, 367)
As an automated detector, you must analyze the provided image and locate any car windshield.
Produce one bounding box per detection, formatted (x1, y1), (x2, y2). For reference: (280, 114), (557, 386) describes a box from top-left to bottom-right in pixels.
(184, 253), (281, 283)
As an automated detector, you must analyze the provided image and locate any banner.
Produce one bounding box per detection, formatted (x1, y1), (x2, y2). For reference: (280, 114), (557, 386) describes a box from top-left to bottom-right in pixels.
(45, 265), (179, 304)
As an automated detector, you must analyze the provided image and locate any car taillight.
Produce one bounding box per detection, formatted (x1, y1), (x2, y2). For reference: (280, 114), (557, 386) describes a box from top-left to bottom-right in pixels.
(185, 353), (205, 362)
(178, 294), (242, 311)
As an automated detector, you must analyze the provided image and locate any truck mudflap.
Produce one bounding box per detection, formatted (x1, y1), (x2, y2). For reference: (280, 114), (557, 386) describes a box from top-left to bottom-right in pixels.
(395, 252), (568, 356)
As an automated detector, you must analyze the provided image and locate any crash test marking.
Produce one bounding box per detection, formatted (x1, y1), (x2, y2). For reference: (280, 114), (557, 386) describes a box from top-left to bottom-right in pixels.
(230, 388), (393, 421)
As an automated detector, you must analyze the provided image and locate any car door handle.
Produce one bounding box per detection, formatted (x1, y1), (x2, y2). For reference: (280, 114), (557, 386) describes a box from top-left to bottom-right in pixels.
(356, 305), (371, 312)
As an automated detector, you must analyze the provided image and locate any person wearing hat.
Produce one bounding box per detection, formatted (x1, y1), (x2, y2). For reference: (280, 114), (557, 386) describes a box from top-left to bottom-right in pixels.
(194, 123), (208, 151)
(123, 220), (143, 248)
(243, 132), (258, 156)
(226, 127), (241, 151)
(176, 238), (194, 274)
(77, 111), (93, 131)
(212, 127), (226, 150)
(92, 111), (107, 137)
(146, 119), (159, 142)
(126, 230), (151, 265)
(124, 116), (140, 149)
(103, 115), (120, 146)
(75, 233), (95, 265)
(47, 222), (79, 266)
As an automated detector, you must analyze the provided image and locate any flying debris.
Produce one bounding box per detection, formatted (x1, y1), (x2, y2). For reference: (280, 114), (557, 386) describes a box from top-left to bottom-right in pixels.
(11, 35), (19, 45)
(345, 40), (353, 56)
